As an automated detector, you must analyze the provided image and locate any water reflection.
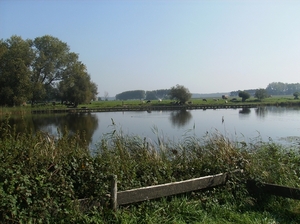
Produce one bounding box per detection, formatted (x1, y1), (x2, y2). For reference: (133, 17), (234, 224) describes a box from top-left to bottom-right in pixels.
(239, 108), (251, 115)
(255, 107), (268, 118)
(169, 110), (192, 127)
(2, 113), (99, 144)
(1, 106), (300, 148)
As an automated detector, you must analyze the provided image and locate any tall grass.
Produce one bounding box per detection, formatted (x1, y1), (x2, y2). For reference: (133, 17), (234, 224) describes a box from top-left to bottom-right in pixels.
(0, 115), (299, 223)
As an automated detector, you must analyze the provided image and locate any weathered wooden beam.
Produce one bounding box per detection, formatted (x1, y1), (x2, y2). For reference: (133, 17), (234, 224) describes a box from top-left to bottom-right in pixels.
(263, 183), (300, 199)
(117, 172), (228, 206)
(110, 175), (118, 211)
(247, 180), (300, 200)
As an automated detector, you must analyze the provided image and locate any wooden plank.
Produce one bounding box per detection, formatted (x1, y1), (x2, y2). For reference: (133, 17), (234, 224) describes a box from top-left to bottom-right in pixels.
(247, 180), (300, 200)
(261, 183), (300, 200)
(117, 172), (227, 205)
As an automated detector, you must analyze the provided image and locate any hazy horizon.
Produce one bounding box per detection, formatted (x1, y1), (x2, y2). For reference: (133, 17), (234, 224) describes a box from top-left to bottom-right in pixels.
(1, 1), (300, 97)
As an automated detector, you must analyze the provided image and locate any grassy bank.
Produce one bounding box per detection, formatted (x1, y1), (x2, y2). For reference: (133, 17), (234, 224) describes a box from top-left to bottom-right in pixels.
(0, 117), (300, 223)
(1, 95), (300, 115)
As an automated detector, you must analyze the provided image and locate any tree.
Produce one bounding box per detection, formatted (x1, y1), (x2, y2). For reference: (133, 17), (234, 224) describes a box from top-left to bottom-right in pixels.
(238, 91), (250, 102)
(31, 35), (71, 103)
(254, 88), (268, 101)
(58, 61), (97, 107)
(293, 92), (299, 99)
(0, 36), (34, 106)
(116, 90), (145, 100)
(169, 84), (191, 104)
(145, 91), (157, 100)
(0, 35), (98, 106)
(266, 82), (300, 95)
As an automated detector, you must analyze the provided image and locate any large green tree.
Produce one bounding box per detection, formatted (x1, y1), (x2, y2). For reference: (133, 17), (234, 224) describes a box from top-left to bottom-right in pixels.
(58, 60), (97, 107)
(169, 84), (191, 104)
(31, 35), (71, 103)
(0, 35), (98, 106)
(0, 36), (34, 106)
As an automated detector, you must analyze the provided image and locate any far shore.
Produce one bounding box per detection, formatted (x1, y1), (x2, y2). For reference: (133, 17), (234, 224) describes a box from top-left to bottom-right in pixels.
(1, 96), (300, 115)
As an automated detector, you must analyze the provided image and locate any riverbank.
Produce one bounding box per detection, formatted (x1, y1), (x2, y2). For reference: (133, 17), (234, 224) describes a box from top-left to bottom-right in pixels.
(0, 118), (299, 223)
(2, 96), (300, 115)
(31, 103), (256, 114)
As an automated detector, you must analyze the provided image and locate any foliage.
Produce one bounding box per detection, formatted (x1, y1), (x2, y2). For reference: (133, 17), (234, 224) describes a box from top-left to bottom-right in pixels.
(230, 89), (257, 97)
(293, 92), (299, 99)
(116, 90), (146, 100)
(0, 35), (97, 106)
(145, 89), (170, 100)
(58, 59), (97, 106)
(169, 84), (192, 103)
(231, 82), (300, 97)
(0, 36), (34, 106)
(254, 88), (268, 101)
(266, 82), (300, 95)
(238, 91), (250, 102)
(0, 115), (299, 223)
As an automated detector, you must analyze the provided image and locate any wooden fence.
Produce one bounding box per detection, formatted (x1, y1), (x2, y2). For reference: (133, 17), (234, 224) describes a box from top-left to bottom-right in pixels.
(247, 180), (300, 200)
(78, 171), (300, 211)
(110, 171), (238, 210)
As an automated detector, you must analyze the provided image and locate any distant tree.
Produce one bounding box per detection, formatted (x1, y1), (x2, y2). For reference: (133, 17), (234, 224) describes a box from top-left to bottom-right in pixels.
(293, 92), (300, 99)
(116, 90), (145, 100)
(145, 91), (157, 100)
(145, 89), (170, 100)
(238, 91), (250, 102)
(169, 84), (191, 104)
(266, 82), (300, 95)
(254, 88), (268, 101)
(155, 89), (170, 99)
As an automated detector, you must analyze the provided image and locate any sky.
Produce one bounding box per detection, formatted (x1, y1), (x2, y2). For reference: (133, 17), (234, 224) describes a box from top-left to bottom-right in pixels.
(1, 0), (300, 97)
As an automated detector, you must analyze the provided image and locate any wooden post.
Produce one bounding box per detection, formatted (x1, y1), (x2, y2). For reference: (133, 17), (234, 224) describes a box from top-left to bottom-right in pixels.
(110, 175), (118, 211)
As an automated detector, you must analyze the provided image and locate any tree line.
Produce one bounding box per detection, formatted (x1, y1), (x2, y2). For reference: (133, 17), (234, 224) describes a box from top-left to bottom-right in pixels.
(116, 89), (170, 100)
(230, 82), (300, 97)
(0, 35), (97, 107)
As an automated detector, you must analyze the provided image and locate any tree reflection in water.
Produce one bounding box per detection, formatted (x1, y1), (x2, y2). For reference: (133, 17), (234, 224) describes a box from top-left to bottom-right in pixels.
(3, 113), (99, 146)
(255, 107), (268, 118)
(239, 108), (251, 114)
(169, 109), (192, 127)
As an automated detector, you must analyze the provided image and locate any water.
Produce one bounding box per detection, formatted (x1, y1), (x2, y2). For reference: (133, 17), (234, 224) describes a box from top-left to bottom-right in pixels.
(2, 106), (300, 149)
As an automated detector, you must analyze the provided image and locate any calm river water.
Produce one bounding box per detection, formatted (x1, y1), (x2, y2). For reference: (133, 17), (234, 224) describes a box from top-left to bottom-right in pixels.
(3, 106), (300, 149)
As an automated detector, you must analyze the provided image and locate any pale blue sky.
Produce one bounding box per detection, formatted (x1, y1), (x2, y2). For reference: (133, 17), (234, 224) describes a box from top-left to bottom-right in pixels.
(1, 0), (300, 97)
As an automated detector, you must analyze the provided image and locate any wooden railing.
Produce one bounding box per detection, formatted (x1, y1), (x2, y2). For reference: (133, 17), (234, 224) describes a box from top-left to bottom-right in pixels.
(109, 171), (239, 210)
(78, 170), (300, 211)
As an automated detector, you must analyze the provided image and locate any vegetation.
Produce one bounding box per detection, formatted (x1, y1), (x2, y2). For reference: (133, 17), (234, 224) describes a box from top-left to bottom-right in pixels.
(254, 88), (269, 101)
(238, 91), (251, 102)
(169, 84), (192, 104)
(145, 89), (170, 100)
(0, 35), (97, 106)
(231, 82), (300, 97)
(0, 116), (299, 223)
(294, 92), (299, 99)
(116, 90), (146, 100)
(266, 82), (300, 95)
